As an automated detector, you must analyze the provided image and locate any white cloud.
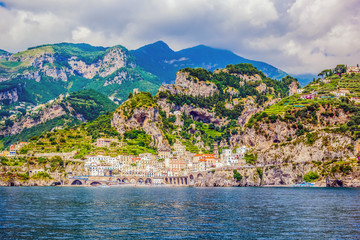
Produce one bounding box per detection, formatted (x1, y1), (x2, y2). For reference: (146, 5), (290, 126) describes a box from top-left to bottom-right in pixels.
(72, 27), (91, 42)
(0, 0), (359, 75)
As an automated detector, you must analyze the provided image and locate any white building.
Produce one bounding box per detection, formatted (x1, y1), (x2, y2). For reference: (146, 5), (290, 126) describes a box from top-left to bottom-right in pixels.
(236, 146), (247, 154)
(220, 149), (236, 165)
(85, 155), (123, 176)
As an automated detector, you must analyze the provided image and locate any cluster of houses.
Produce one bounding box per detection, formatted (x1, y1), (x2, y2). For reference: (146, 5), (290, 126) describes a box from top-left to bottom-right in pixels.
(0, 142), (28, 157)
(299, 89), (350, 100)
(346, 66), (360, 74)
(84, 142), (248, 177)
(296, 65), (360, 100)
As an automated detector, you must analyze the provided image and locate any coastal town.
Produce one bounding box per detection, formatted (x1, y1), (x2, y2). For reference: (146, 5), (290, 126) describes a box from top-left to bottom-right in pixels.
(84, 142), (248, 180)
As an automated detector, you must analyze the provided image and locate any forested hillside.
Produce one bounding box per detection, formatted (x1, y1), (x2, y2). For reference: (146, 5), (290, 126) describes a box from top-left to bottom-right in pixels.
(0, 89), (117, 148)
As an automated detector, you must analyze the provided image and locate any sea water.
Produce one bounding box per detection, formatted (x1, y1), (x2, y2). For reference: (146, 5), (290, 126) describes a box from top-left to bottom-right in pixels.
(0, 187), (359, 239)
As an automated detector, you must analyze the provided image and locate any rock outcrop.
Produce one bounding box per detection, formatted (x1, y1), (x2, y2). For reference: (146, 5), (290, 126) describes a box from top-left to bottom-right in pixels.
(112, 106), (170, 150)
(159, 71), (218, 97)
(0, 103), (68, 136)
(0, 84), (22, 104)
(234, 73), (262, 82)
(256, 83), (267, 93)
(288, 81), (299, 96)
(68, 47), (131, 79)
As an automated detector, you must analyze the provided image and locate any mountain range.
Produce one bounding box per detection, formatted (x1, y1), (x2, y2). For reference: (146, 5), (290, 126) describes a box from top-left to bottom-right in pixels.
(0, 43), (160, 107)
(131, 41), (290, 83)
(7, 63), (359, 187)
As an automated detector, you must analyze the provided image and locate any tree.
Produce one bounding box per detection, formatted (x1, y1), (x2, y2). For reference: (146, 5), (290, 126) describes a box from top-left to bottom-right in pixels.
(5, 119), (13, 127)
(303, 171), (319, 182)
(233, 169), (243, 182)
(318, 69), (330, 78)
(158, 91), (167, 98)
(335, 64), (346, 76)
(128, 92), (133, 99)
(18, 108), (26, 116)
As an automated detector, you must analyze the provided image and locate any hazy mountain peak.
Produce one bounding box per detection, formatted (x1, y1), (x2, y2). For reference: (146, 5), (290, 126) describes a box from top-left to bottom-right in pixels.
(135, 40), (174, 55)
(132, 40), (288, 83)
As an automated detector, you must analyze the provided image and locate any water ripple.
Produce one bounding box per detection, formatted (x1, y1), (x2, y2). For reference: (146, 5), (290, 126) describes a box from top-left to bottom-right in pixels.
(0, 187), (359, 239)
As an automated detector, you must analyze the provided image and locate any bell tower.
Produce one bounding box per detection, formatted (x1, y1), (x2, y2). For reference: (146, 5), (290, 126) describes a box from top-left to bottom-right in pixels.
(213, 142), (219, 160)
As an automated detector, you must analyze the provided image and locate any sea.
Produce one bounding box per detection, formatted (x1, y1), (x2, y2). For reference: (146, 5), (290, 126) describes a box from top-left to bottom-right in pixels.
(0, 187), (359, 239)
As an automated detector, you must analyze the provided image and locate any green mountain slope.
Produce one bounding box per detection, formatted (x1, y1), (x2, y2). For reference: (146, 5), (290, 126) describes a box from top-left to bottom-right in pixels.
(0, 43), (160, 108)
(0, 89), (118, 148)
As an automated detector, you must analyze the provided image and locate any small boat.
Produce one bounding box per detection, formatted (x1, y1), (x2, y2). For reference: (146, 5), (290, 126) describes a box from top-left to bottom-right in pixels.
(292, 182), (315, 187)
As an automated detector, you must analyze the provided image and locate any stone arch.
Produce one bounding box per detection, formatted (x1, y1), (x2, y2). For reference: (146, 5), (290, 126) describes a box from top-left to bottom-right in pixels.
(90, 181), (102, 186)
(130, 179), (136, 184)
(137, 178), (144, 184)
(180, 178), (184, 185)
(51, 181), (61, 186)
(184, 178), (188, 185)
(145, 178), (152, 184)
(71, 179), (83, 185)
(170, 178), (173, 184)
(122, 178), (129, 183)
(165, 177), (169, 184)
(189, 175), (195, 185)
(197, 173), (203, 179)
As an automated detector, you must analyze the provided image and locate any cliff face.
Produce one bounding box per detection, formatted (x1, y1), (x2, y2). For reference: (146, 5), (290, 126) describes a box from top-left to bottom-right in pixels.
(0, 103), (68, 136)
(14, 47), (132, 82)
(159, 71), (218, 97)
(0, 160), (86, 187)
(288, 81), (299, 96)
(68, 47), (131, 79)
(0, 84), (22, 103)
(112, 95), (170, 150)
(225, 104), (360, 187)
(191, 158), (360, 187)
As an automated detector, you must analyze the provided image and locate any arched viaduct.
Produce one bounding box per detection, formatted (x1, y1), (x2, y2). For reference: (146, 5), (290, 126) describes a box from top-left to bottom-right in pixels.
(68, 172), (207, 186)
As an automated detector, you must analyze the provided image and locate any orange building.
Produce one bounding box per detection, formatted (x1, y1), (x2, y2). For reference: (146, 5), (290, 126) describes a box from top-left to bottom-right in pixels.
(194, 153), (217, 171)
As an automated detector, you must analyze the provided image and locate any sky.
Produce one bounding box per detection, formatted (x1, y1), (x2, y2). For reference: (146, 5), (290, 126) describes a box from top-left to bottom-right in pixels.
(0, 0), (359, 75)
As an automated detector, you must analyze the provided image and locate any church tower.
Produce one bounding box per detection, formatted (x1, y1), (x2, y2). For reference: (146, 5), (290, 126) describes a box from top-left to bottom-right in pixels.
(213, 142), (219, 160)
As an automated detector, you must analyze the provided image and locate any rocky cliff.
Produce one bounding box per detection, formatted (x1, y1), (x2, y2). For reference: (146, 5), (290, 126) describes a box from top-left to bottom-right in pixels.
(0, 84), (22, 104)
(7, 46), (132, 82)
(159, 71), (218, 97)
(192, 159), (360, 187)
(111, 92), (170, 150)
